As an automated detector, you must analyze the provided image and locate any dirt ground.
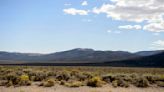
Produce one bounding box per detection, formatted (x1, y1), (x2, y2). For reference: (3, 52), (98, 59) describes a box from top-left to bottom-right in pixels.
(0, 84), (164, 92)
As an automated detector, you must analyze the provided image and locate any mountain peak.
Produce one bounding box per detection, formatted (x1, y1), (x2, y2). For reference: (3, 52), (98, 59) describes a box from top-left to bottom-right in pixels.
(71, 48), (94, 51)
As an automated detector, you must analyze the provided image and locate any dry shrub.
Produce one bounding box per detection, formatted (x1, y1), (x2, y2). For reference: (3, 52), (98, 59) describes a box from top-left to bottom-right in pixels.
(18, 75), (31, 86)
(156, 81), (164, 87)
(133, 77), (149, 87)
(5, 73), (19, 86)
(112, 79), (129, 88)
(102, 74), (113, 83)
(56, 72), (70, 81)
(33, 72), (47, 81)
(40, 79), (55, 87)
(87, 76), (105, 87)
(112, 80), (118, 87)
(65, 81), (83, 87)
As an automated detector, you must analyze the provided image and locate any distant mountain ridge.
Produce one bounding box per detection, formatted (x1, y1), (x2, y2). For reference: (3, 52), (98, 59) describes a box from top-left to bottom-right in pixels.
(135, 50), (164, 56)
(105, 51), (164, 67)
(0, 48), (164, 67)
(0, 48), (138, 63)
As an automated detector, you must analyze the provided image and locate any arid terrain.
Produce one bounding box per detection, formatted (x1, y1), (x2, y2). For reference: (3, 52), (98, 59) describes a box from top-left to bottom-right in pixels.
(0, 66), (164, 92)
(0, 84), (164, 92)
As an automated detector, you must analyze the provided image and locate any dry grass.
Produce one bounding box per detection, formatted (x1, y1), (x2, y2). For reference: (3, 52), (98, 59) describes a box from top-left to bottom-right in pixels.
(0, 66), (164, 91)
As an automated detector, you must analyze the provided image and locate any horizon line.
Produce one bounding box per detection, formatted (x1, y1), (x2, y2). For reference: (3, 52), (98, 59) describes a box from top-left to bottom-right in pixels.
(0, 48), (163, 54)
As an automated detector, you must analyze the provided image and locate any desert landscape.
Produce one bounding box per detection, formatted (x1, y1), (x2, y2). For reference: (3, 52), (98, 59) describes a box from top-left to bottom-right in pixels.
(0, 66), (164, 92)
(1, 0), (164, 92)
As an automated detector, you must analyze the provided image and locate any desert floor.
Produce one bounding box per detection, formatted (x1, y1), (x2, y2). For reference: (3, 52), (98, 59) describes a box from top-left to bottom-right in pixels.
(0, 84), (164, 92)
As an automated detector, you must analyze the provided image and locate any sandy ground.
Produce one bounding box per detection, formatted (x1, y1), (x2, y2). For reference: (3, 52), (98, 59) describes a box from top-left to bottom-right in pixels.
(0, 85), (164, 92)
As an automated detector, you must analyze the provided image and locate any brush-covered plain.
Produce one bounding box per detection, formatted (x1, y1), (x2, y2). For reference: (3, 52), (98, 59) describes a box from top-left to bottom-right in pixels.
(0, 66), (164, 92)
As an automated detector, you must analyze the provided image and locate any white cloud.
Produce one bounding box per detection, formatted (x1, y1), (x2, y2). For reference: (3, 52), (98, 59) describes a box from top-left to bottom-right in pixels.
(151, 40), (164, 49)
(92, 0), (164, 32)
(118, 25), (142, 30)
(92, 0), (164, 22)
(63, 8), (89, 15)
(107, 30), (112, 33)
(143, 17), (164, 32)
(82, 1), (88, 6)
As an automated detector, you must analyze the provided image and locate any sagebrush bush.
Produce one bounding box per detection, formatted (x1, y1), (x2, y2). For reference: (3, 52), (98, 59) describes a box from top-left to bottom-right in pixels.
(47, 71), (56, 76)
(112, 78), (129, 88)
(144, 74), (160, 84)
(87, 76), (104, 87)
(72, 72), (88, 81)
(133, 77), (149, 87)
(156, 81), (164, 87)
(103, 74), (130, 87)
(65, 81), (83, 87)
(156, 75), (164, 81)
(18, 75), (31, 86)
(112, 80), (118, 87)
(6, 81), (13, 87)
(118, 79), (129, 88)
(102, 74), (113, 83)
(56, 72), (70, 81)
(5, 73), (19, 86)
(82, 72), (93, 79)
(60, 80), (65, 85)
(43, 79), (55, 87)
(20, 75), (29, 81)
(18, 80), (31, 86)
(33, 72), (47, 81)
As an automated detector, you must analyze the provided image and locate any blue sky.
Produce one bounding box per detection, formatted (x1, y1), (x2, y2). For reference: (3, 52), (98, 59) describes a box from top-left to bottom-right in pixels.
(0, 0), (164, 53)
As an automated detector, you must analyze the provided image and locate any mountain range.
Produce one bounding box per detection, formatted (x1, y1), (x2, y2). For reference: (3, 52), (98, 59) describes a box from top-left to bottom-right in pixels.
(0, 48), (164, 67)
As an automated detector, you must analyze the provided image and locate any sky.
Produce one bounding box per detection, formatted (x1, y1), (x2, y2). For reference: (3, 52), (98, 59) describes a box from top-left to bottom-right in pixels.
(0, 0), (164, 53)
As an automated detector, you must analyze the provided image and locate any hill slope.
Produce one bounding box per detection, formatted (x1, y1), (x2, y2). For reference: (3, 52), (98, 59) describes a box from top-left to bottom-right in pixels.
(0, 48), (138, 63)
(0, 48), (164, 67)
(104, 51), (164, 67)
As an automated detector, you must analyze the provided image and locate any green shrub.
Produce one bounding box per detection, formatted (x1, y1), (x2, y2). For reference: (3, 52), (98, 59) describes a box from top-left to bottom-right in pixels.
(133, 77), (149, 87)
(144, 74), (159, 84)
(112, 78), (129, 87)
(43, 79), (55, 87)
(65, 81), (83, 87)
(0, 81), (7, 86)
(116, 79), (129, 87)
(112, 80), (118, 87)
(60, 80), (65, 85)
(72, 72), (88, 81)
(6, 81), (13, 87)
(102, 74), (113, 83)
(87, 77), (104, 87)
(82, 72), (93, 79)
(6, 73), (18, 82)
(130, 73), (139, 79)
(56, 72), (70, 81)
(20, 75), (29, 81)
(18, 75), (31, 86)
(16, 71), (23, 76)
(18, 80), (31, 86)
(5, 73), (19, 86)
(47, 71), (56, 76)
(156, 81), (164, 87)
(33, 72), (47, 81)
(29, 76), (36, 81)
(156, 75), (164, 81)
